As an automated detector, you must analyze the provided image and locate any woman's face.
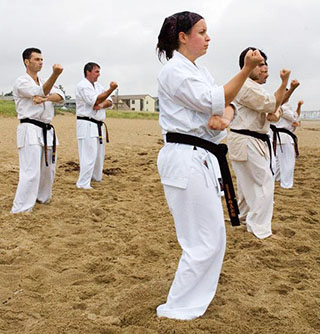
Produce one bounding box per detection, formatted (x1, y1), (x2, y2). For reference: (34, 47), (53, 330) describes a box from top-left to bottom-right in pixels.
(179, 19), (210, 62)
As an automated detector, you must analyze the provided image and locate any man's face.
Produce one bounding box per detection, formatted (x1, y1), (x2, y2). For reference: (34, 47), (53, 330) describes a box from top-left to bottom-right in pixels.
(257, 65), (269, 84)
(249, 60), (266, 81)
(86, 66), (100, 83)
(25, 52), (43, 73)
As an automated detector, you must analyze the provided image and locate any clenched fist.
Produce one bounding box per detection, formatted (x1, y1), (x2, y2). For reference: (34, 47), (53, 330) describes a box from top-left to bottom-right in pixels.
(208, 115), (231, 130)
(53, 64), (63, 75)
(109, 81), (118, 90)
(244, 49), (265, 70)
(290, 79), (300, 89)
(298, 100), (304, 106)
(33, 95), (48, 104)
(280, 69), (291, 81)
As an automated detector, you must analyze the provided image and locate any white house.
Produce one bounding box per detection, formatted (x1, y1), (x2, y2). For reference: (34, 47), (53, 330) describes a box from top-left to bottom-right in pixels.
(111, 94), (157, 112)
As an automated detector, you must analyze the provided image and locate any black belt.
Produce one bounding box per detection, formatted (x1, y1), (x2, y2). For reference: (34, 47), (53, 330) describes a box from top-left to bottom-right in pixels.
(166, 132), (240, 227)
(77, 116), (109, 144)
(20, 118), (56, 167)
(230, 129), (274, 174)
(270, 125), (299, 157)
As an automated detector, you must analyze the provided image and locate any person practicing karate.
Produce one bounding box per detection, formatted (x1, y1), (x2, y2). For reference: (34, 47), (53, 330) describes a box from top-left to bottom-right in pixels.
(274, 81), (302, 188)
(156, 12), (264, 320)
(75, 62), (118, 189)
(228, 47), (291, 239)
(11, 47), (64, 213)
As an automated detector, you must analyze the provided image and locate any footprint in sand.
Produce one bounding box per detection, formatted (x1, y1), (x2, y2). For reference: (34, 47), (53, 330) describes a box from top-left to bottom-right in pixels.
(103, 167), (122, 175)
(295, 245), (312, 254)
(281, 229), (296, 238)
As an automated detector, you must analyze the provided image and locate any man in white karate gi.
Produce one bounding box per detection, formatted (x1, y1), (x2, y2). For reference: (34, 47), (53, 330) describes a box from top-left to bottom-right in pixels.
(228, 47), (290, 239)
(274, 84), (302, 188)
(254, 64), (282, 172)
(75, 63), (118, 189)
(11, 47), (64, 213)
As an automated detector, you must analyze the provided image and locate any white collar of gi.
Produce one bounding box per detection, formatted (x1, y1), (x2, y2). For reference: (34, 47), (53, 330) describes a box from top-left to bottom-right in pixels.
(173, 50), (199, 68)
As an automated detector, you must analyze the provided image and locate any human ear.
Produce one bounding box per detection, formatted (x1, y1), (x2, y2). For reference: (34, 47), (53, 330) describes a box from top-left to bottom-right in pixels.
(178, 31), (187, 44)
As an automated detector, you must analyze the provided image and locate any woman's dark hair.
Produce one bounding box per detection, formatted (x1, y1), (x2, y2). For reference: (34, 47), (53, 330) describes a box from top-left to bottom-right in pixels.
(239, 47), (267, 69)
(157, 11), (203, 61)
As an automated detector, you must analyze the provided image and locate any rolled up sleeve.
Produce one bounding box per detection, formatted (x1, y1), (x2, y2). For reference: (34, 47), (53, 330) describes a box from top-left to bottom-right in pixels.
(51, 84), (65, 101)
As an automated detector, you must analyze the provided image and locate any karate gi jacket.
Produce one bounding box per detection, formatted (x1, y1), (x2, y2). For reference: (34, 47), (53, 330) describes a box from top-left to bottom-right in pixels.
(276, 103), (299, 144)
(228, 78), (276, 161)
(13, 73), (65, 148)
(75, 78), (110, 139)
(157, 51), (226, 190)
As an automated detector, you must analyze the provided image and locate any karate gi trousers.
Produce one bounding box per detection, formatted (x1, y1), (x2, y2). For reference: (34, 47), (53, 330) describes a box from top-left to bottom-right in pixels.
(157, 149), (226, 320)
(275, 144), (295, 188)
(76, 131), (105, 189)
(11, 144), (56, 213)
(231, 140), (274, 239)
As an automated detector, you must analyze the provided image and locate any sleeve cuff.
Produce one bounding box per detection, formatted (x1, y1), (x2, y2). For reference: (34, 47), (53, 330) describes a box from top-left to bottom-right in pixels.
(211, 86), (225, 116)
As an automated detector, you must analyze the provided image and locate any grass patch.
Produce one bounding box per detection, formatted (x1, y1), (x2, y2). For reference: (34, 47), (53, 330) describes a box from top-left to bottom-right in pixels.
(0, 100), (16, 116)
(55, 108), (159, 120)
(105, 110), (159, 120)
(1, 100), (159, 120)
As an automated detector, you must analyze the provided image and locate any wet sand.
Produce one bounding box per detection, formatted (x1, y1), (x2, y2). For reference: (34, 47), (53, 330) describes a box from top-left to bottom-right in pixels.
(0, 114), (319, 333)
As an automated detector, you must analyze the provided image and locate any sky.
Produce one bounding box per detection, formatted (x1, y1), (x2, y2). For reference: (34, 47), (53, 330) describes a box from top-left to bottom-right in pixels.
(0, 0), (319, 110)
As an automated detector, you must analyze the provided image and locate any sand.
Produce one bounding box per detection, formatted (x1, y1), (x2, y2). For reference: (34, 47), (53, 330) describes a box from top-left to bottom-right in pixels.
(0, 114), (319, 334)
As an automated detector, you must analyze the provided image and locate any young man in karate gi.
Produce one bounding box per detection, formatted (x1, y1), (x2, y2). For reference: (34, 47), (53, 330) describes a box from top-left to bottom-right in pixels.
(11, 48), (64, 213)
(228, 47), (291, 239)
(254, 64), (282, 172)
(75, 63), (118, 189)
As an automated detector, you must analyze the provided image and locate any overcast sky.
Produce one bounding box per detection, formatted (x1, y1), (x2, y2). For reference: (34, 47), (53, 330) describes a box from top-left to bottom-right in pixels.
(0, 0), (319, 110)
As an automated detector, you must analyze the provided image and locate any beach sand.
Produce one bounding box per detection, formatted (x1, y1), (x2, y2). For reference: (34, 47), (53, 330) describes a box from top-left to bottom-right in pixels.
(0, 114), (319, 334)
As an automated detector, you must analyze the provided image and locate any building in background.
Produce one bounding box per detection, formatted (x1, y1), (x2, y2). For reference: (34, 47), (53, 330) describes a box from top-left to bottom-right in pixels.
(111, 94), (157, 112)
(300, 110), (320, 120)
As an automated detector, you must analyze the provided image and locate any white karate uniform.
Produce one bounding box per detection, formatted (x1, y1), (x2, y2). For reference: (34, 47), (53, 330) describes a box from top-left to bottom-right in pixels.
(157, 51), (227, 320)
(11, 73), (64, 213)
(228, 78), (276, 239)
(274, 103), (299, 188)
(267, 126), (277, 175)
(75, 78), (110, 189)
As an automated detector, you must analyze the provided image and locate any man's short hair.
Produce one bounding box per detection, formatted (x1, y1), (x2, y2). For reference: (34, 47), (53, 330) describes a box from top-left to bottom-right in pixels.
(22, 48), (42, 62)
(84, 62), (100, 77)
(239, 47), (267, 69)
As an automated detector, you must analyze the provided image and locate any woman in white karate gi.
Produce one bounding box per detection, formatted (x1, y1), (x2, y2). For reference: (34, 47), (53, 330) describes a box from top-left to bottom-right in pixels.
(156, 11), (264, 320)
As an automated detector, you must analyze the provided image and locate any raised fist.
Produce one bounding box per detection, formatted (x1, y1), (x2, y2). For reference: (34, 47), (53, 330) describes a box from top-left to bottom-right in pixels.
(290, 79), (300, 89)
(298, 100), (304, 106)
(244, 49), (265, 69)
(109, 81), (118, 90)
(280, 69), (291, 81)
(53, 64), (63, 75)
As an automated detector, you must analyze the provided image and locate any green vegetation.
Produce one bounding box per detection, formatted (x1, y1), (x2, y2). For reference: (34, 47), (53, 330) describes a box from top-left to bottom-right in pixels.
(0, 100), (159, 120)
(105, 110), (159, 120)
(0, 100), (16, 116)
